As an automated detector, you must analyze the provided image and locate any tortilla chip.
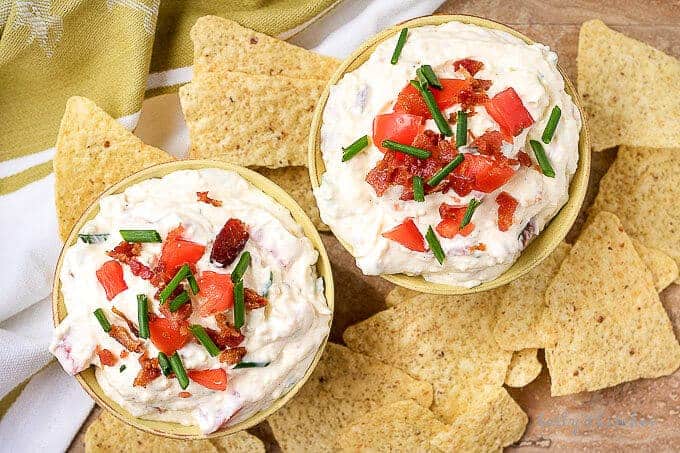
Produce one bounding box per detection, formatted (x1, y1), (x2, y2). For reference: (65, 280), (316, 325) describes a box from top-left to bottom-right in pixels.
(384, 285), (421, 307)
(545, 211), (680, 396)
(256, 167), (327, 231)
(191, 16), (339, 80)
(633, 239), (679, 292)
(267, 343), (434, 452)
(84, 411), (263, 452)
(430, 387), (528, 453)
(504, 349), (542, 388)
(493, 243), (571, 350)
(54, 96), (174, 240)
(343, 291), (512, 422)
(589, 146), (680, 283)
(577, 20), (680, 151)
(336, 400), (448, 452)
(180, 72), (323, 168)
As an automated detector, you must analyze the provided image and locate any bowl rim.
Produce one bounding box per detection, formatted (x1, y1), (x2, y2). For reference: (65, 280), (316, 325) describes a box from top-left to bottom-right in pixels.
(308, 13), (591, 295)
(51, 159), (335, 439)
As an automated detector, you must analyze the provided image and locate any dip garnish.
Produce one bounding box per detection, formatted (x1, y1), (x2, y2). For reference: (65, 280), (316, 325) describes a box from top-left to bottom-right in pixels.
(426, 153), (464, 186)
(233, 280), (246, 329)
(210, 219), (249, 267)
(529, 140), (556, 177)
(484, 87), (534, 138)
(409, 80), (452, 136)
(196, 191), (223, 207)
(455, 111), (468, 147)
(119, 229), (162, 243)
(157, 352), (171, 376)
(382, 218), (426, 252)
(137, 294), (150, 339)
(78, 233), (109, 244)
(234, 362), (270, 369)
(231, 251), (251, 283)
(425, 226), (445, 264)
(412, 176), (425, 202)
(93, 308), (111, 332)
(168, 290), (190, 312)
(496, 191), (519, 232)
(96, 260), (128, 300)
(390, 28), (408, 64)
(159, 264), (192, 302)
(187, 271), (199, 295)
(119, 365), (126, 372)
(169, 352), (190, 389)
(219, 347), (247, 365)
(189, 324), (220, 357)
(542, 105), (561, 144)
(341, 135), (369, 162)
(381, 139), (430, 159)
(461, 199), (482, 228)
(417, 65), (442, 89)
(188, 369), (228, 391)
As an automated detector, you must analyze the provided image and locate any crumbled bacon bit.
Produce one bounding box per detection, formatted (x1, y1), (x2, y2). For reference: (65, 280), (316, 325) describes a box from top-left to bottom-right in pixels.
(219, 347), (247, 365)
(133, 351), (161, 387)
(453, 58), (484, 76)
(472, 130), (505, 156)
(210, 219), (249, 267)
(244, 288), (268, 310)
(517, 151), (532, 167)
(208, 313), (245, 348)
(179, 391), (192, 398)
(120, 350), (129, 359)
(468, 243), (487, 252)
(109, 325), (144, 353)
(96, 347), (117, 366)
(496, 191), (519, 232)
(107, 241), (141, 262)
(111, 306), (139, 336)
(197, 191), (223, 207)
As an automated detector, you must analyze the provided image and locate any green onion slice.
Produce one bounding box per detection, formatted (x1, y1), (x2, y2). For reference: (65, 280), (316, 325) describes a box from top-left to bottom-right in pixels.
(541, 106), (561, 144)
(460, 199), (482, 228)
(409, 80), (452, 136)
(381, 140), (430, 159)
(137, 294), (150, 339)
(157, 352), (172, 376)
(168, 291), (190, 312)
(425, 226), (445, 264)
(187, 272), (199, 295)
(159, 264), (191, 302)
(231, 251), (251, 283)
(390, 28), (408, 64)
(426, 154), (464, 187)
(341, 135), (369, 162)
(169, 352), (189, 389)
(456, 111), (468, 147)
(119, 365), (126, 373)
(189, 325), (220, 357)
(263, 271), (273, 297)
(119, 229), (161, 243)
(93, 308), (111, 332)
(233, 280), (245, 329)
(529, 140), (556, 177)
(78, 233), (109, 244)
(419, 65), (442, 89)
(412, 176), (425, 202)
(233, 361), (271, 369)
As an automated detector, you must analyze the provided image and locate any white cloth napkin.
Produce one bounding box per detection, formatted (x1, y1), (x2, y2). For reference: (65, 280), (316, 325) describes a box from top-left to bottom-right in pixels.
(0, 0), (443, 450)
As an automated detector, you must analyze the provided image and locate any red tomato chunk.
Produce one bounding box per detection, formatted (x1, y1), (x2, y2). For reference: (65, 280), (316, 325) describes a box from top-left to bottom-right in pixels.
(96, 260), (128, 300)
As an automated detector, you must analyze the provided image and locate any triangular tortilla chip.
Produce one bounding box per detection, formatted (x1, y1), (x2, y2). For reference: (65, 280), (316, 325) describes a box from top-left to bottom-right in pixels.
(267, 343), (433, 452)
(590, 146), (680, 283)
(191, 16), (339, 80)
(577, 20), (680, 151)
(633, 239), (679, 291)
(54, 96), (174, 240)
(384, 285), (421, 307)
(504, 349), (542, 388)
(545, 211), (680, 396)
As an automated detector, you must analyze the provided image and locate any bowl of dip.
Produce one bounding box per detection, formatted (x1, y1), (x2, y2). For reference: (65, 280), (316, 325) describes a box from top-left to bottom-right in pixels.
(50, 160), (334, 438)
(309, 14), (590, 294)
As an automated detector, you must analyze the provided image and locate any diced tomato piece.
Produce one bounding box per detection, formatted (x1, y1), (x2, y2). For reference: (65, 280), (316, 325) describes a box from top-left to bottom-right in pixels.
(382, 218), (426, 252)
(96, 347), (117, 366)
(188, 368), (228, 391)
(149, 317), (191, 355)
(455, 154), (515, 193)
(160, 226), (206, 276)
(373, 113), (424, 153)
(496, 191), (519, 232)
(96, 260), (127, 300)
(484, 88), (534, 137)
(435, 218), (475, 238)
(394, 79), (472, 118)
(433, 79), (473, 110)
(196, 271), (234, 317)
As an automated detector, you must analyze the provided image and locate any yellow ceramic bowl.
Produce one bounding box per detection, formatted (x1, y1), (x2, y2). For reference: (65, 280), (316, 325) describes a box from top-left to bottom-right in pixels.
(52, 160), (334, 439)
(308, 14), (590, 295)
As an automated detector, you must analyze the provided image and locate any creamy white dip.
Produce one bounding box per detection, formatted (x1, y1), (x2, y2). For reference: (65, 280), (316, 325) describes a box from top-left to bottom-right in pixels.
(315, 22), (581, 286)
(51, 169), (331, 433)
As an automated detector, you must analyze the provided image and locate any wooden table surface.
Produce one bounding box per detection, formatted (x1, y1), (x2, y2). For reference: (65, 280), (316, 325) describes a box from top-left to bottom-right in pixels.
(69, 1), (680, 451)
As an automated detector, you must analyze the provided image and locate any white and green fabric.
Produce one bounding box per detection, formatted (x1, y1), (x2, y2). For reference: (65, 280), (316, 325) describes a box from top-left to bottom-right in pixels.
(0, 0), (443, 450)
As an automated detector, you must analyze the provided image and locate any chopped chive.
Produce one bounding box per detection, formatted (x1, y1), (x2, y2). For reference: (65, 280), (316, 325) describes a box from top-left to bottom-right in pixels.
(413, 176), (425, 202)
(460, 199), (482, 228)
(341, 135), (369, 162)
(169, 352), (189, 389)
(158, 352), (172, 376)
(419, 65), (442, 89)
(93, 308), (111, 332)
(409, 80), (452, 136)
(415, 67), (429, 87)
(381, 140), (430, 159)
(137, 295), (150, 339)
(529, 140), (556, 177)
(168, 291), (190, 312)
(541, 106), (561, 144)
(234, 280), (245, 329)
(187, 272), (199, 295)
(159, 264), (191, 302)
(390, 28), (408, 64)
(233, 361), (271, 369)
(425, 226), (445, 264)
(456, 111), (468, 147)
(426, 154), (464, 187)
(119, 365), (126, 373)
(189, 325), (220, 357)
(78, 233), (109, 244)
(231, 251), (251, 283)
(119, 229), (161, 243)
